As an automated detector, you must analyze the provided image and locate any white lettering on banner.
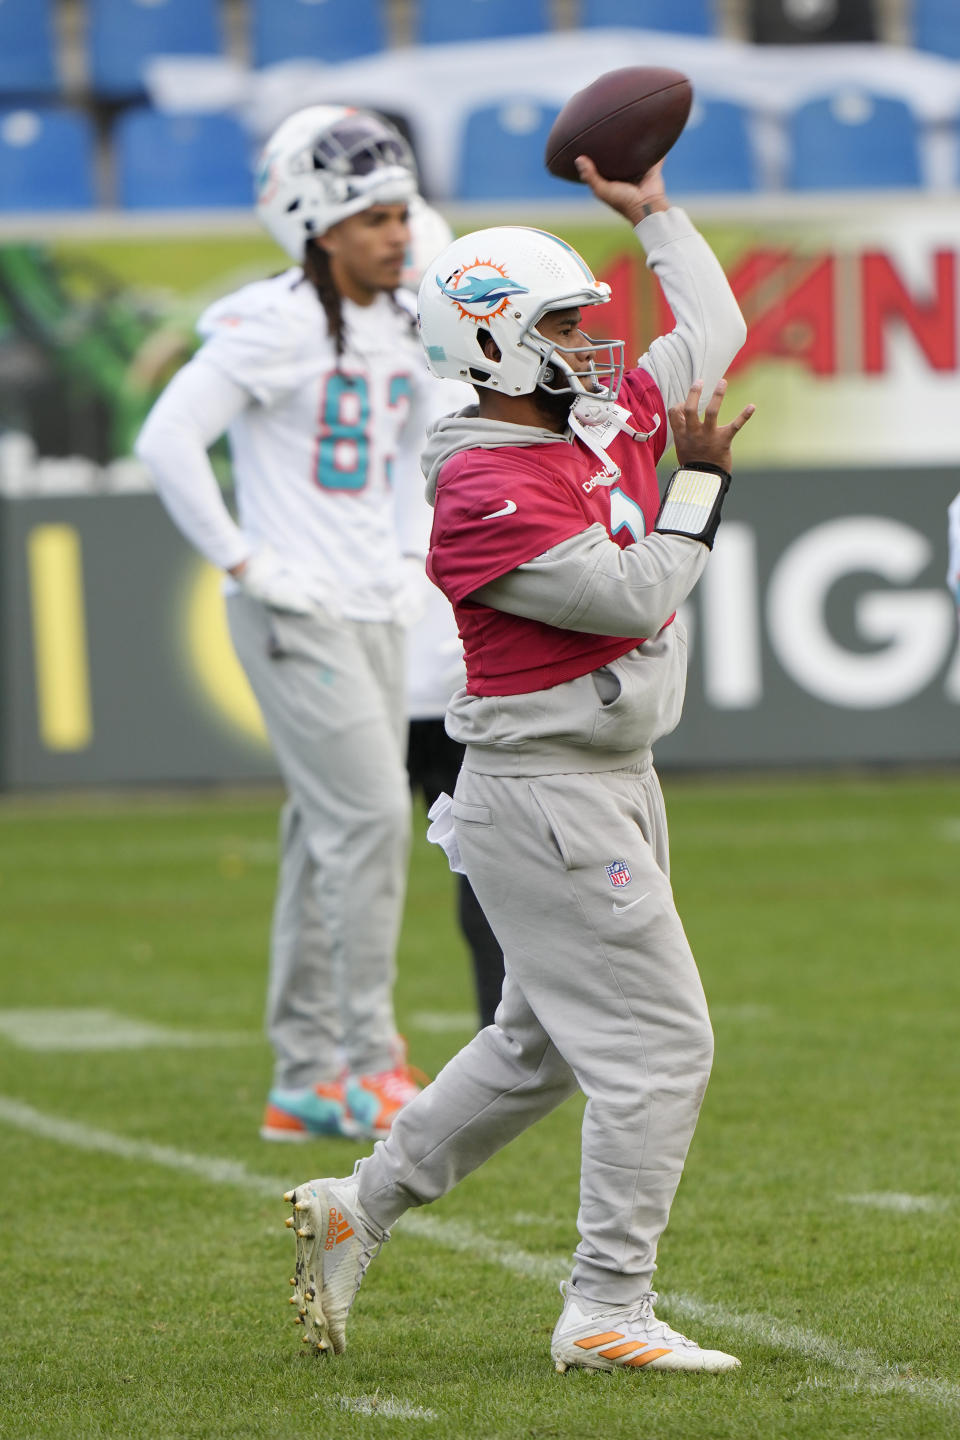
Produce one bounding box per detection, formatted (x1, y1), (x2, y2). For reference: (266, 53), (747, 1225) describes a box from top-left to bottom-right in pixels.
(943, 636), (960, 703)
(702, 524), (763, 709)
(766, 517), (957, 709)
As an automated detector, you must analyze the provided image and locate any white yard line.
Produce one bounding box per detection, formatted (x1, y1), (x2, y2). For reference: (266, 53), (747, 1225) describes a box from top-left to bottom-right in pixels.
(0, 1096), (280, 1195)
(0, 1008), (259, 1052)
(0, 1095), (957, 1413)
(407, 1010), (477, 1034)
(841, 1191), (951, 1214)
(337, 1396), (438, 1419)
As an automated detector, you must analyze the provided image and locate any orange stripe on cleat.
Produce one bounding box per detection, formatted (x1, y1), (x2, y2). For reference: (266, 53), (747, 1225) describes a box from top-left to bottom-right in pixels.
(599, 1342), (647, 1360)
(624, 1347), (673, 1366)
(574, 1331), (624, 1350)
(262, 1105), (306, 1132)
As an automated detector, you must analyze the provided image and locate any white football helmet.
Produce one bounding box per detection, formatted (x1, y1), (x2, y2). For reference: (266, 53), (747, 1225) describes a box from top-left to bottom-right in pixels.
(255, 105), (418, 260)
(417, 226), (623, 399)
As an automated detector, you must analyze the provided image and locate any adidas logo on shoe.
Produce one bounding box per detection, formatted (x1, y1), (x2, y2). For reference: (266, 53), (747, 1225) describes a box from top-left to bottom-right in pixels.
(325, 1209), (355, 1250)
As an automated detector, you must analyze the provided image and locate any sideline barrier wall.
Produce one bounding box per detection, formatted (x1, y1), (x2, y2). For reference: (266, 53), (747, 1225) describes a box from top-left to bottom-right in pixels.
(4, 469), (958, 788)
(1, 198), (958, 786)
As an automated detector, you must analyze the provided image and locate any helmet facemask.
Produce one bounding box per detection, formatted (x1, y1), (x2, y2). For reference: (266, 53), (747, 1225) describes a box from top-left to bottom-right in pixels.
(523, 314), (625, 403)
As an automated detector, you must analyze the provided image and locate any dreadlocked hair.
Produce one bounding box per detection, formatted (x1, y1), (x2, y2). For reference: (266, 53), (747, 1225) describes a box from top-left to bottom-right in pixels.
(303, 241), (347, 362)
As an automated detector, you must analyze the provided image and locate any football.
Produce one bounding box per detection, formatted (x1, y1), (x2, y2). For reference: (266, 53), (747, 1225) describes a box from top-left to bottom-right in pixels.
(544, 66), (693, 185)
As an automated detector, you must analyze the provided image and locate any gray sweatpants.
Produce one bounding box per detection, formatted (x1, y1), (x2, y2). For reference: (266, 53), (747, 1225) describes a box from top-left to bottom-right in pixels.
(357, 758), (713, 1305)
(226, 594), (411, 1089)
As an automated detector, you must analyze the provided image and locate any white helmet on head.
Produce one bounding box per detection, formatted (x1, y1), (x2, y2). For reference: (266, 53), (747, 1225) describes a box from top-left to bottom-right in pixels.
(417, 225), (623, 399)
(255, 104), (418, 261)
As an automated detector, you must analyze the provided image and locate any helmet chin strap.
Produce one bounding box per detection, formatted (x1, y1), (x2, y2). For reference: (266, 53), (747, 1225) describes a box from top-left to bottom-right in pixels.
(568, 393), (662, 485)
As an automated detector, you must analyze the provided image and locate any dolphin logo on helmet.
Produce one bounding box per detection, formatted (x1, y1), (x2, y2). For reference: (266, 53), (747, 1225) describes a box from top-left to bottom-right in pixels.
(436, 269), (530, 319)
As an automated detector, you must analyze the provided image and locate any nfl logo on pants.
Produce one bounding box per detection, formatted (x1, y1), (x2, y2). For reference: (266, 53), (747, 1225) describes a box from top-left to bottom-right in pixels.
(605, 859), (632, 888)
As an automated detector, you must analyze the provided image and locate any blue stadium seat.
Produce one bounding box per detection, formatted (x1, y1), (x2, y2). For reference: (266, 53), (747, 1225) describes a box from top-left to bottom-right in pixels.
(786, 92), (922, 190)
(580, 0), (713, 35)
(251, 0), (387, 66)
(664, 99), (758, 193)
(415, 0), (550, 45)
(455, 98), (581, 200)
(0, 109), (96, 210)
(89, 0), (223, 98)
(115, 110), (252, 208)
(0, 0), (58, 95)
(912, 0), (960, 59)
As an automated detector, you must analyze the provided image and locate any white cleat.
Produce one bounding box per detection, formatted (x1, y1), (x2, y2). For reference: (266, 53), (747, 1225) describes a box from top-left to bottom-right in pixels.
(551, 1285), (740, 1374)
(283, 1176), (387, 1355)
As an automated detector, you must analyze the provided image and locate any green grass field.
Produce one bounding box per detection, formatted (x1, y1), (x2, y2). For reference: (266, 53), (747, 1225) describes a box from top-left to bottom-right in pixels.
(1, 772), (958, 1440)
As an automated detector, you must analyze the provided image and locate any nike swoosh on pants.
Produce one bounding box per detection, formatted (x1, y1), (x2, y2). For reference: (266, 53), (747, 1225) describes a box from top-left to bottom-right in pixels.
(612, 891), (651, 914)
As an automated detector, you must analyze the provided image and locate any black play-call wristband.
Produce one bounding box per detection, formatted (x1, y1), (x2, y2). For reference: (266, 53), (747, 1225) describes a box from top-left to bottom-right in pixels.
(654, 462), (732, 550)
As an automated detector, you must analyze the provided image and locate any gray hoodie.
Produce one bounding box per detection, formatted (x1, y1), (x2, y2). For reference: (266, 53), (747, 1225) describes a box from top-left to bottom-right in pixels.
(421, 207), (746, 777)
(423, 407), (708, 776)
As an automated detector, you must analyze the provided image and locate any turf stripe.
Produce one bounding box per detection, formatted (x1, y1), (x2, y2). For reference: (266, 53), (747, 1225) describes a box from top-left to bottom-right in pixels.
(841, 1191), (951, 1213)
(408, 1010), (477, 1033)
(0, 1096), (280, 1196)
(1, 1095), (957, 1413)
(338, 1397), (438, 1419)
(668, 1293), (960, 1412)
(0, 1007), (258, 1052)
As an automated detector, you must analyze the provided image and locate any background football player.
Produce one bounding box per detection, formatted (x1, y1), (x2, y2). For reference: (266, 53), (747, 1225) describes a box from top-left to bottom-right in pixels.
(137, 106), (437, 1142)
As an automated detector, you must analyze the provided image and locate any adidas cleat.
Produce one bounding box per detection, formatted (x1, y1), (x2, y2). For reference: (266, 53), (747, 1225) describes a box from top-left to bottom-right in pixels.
(551, 1285), (740, 1374)
(283, 1175), (387, 1355)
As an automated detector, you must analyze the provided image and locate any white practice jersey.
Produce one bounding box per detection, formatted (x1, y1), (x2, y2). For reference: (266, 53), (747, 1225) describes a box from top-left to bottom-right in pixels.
(197, 269), (433, 621)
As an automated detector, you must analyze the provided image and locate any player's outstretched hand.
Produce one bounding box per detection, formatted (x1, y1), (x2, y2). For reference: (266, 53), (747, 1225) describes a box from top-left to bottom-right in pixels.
(574, 155), (668, 224)
(670, 379), (755, 475)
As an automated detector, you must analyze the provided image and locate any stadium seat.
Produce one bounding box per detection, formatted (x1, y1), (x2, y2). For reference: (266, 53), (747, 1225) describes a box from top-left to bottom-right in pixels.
(580, 0), (713, 36)
(0, 108), (96, 210)
(250, 0), (387, 67)
(114, 110), (252, 208)
(912, 0), (960, 60)
(414, 0), (550, 46)
(0, 0), (58, 95)
(455, 98), (580, 200)
(664, 99), (758, 193)
(748, 0), (877, 43)
(786, 92), (922, 190)
(88, 0), (223, 99)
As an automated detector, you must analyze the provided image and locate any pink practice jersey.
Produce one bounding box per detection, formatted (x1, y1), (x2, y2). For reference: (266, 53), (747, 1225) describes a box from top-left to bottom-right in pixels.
(427, 369), (669, 696)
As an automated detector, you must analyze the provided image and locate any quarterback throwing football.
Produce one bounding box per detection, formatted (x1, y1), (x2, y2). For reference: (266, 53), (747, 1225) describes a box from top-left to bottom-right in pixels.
(286, 155), (754, 1373)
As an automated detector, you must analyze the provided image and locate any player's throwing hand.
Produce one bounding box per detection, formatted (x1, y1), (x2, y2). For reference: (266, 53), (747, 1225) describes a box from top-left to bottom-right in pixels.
(669, 378), (754, 475)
